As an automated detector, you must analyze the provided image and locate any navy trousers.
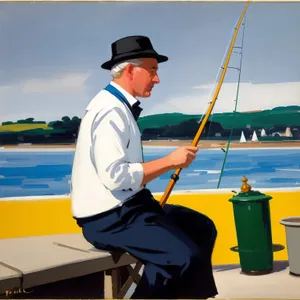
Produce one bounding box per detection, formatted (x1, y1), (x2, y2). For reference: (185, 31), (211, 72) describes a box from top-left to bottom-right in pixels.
(76, 189), (218, 299)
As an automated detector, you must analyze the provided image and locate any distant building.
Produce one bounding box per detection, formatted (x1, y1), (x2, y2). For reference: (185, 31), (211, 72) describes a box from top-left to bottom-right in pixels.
(285, 127), (293, 137)
(272, 127), (293, 137)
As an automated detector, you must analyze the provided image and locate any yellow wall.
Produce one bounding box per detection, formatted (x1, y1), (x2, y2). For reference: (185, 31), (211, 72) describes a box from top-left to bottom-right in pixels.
(0, 190), (299, 265)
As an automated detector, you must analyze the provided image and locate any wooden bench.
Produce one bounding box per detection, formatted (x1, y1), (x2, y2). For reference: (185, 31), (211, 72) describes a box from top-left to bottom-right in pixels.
(0, 233), (142, 298)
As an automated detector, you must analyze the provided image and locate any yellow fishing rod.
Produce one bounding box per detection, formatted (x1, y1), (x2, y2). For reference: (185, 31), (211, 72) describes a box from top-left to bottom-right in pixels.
(159, 1), (251, 207)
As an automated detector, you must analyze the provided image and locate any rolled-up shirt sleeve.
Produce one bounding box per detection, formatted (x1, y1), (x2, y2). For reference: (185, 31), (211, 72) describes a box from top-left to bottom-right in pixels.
(90, 106), (144, 191)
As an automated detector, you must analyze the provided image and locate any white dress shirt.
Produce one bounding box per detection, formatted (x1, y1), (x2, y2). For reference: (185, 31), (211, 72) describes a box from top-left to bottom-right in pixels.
(71, 81), (145, 218)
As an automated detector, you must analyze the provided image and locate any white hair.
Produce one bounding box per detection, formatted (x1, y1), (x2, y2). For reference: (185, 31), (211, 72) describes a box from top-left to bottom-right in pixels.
(110, 59), (142, 78)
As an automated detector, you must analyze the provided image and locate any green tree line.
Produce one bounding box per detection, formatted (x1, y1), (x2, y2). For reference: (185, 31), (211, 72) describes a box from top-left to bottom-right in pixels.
(0, 105), (299, 145)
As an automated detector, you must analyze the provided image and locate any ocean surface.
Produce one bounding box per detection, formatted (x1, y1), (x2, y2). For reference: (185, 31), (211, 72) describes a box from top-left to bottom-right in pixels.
(0, 147), (299, 198)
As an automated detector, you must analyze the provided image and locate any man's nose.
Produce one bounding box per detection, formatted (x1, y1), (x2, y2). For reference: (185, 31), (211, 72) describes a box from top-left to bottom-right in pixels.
(153, 74), (160, 84)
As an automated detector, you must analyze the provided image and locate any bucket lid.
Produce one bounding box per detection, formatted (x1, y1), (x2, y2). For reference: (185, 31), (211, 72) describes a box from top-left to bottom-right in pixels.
(229, 190), (273, 202)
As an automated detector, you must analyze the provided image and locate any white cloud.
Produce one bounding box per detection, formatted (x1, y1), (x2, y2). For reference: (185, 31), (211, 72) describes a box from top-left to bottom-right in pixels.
(145, 81), (300, 116)
(0, 72), (91, 123)
(22, 72), (90, 94)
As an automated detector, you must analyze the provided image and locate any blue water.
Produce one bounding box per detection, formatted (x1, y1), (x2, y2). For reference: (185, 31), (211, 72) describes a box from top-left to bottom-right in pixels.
(0, 147), (299, 198)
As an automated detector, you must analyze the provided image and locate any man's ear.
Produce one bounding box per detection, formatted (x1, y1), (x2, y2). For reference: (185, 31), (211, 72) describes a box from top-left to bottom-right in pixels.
(125, 64), (135, 80)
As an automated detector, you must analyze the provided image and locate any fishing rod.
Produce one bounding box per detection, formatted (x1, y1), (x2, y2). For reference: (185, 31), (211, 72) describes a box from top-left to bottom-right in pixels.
(159, 1), (251, 207)
(195, 21), (238, 139)
(217, 13), (247, 189)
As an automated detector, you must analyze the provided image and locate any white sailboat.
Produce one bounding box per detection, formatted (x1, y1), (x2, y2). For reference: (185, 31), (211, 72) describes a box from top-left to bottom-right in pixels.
(261, 128), (267, 137)
(251, 130), (259, 142)
(240, 131), (247, 143)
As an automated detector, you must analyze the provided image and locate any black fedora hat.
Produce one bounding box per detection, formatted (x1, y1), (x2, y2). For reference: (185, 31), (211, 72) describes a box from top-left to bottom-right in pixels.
(101, 35), (168, 70)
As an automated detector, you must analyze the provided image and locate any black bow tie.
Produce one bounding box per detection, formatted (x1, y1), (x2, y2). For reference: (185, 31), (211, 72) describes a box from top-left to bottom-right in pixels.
(131, 101), (143, 121)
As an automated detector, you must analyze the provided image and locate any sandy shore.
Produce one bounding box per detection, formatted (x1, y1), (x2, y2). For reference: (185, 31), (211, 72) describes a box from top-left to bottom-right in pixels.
(2, 140), (300, 149)
(142, 140), (300, 149)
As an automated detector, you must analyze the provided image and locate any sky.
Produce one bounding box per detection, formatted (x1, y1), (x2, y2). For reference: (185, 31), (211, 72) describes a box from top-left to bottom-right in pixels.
(0, 1), (300, 123)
